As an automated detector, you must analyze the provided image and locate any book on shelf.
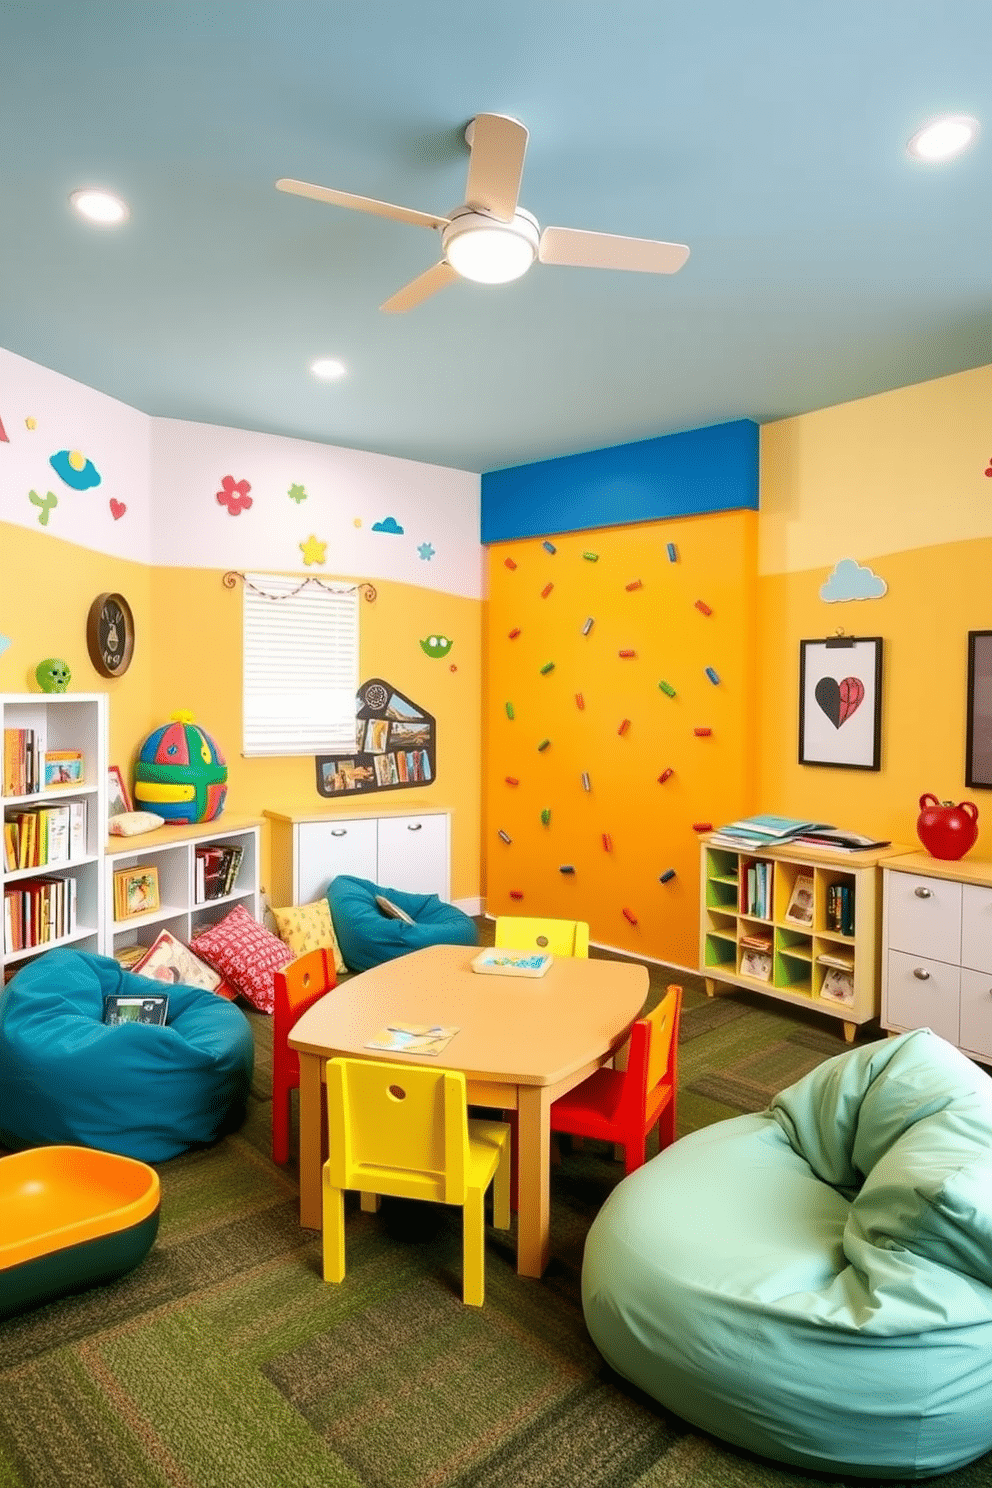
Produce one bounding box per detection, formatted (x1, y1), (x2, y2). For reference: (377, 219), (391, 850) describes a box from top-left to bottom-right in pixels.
(471, 948), (554, 978)
(194, 844), (245, 903)
(816, 949), (855, 972)
(793, 828), (891, 853)
(783, 873), (815, 927)
(738, 931), (772, 952)
(364, 1022), (459, 1055)
(3, 727), (46, 796)
(114, 865), (160, 920)
(43, 750), (84, 787)
(102, 993), (169, 1027)
(819, 966), (855, 1006)
(826, 882), (855, 936)
(739, 947), (773, 981)
(740, 859), (771, 919)
(2, 874), (76, 952)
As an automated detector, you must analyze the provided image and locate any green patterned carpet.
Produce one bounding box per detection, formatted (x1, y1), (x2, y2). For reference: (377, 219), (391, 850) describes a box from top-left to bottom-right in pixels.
(3, 945), (992, 1488)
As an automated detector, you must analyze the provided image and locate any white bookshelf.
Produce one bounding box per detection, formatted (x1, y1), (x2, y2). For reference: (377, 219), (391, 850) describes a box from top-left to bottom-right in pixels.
(2, 692), (107, 973)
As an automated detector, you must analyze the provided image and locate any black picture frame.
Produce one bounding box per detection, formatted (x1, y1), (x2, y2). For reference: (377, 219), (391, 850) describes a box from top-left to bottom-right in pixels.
(798, 636), (883, 771)
(965, 631), (992, 789)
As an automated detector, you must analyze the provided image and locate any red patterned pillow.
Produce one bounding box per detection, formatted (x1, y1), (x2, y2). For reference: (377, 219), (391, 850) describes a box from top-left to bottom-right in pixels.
(189, 904), (292, 1014)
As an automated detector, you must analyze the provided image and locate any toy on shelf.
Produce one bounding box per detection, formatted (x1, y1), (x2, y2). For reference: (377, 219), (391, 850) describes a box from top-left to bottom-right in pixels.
(133, 711), (227, 824)
(35, 658), (71, 693)
(916, 794), (979, 861)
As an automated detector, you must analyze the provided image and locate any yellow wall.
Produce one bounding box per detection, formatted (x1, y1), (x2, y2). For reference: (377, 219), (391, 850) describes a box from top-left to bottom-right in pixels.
(2, 527), (481, 903)
(485, 511), (757, 967)
(758, 363), (992, 856)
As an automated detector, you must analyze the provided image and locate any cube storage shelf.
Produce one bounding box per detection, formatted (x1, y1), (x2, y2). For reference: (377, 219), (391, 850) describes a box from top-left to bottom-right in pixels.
(105, 817), (261, 962)
(699, 836), (893, 1040)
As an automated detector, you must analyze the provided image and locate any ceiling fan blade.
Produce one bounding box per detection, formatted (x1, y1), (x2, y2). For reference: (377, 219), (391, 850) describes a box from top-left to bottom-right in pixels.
(539, 226), (690, 275)
(380, 259), (458, 313)
(275, 178), (447, 232)
(464, 114), (529, 222)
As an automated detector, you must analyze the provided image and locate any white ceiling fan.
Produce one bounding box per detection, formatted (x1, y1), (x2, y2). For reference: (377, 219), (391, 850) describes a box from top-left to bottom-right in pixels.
(276, 113), (689, 313)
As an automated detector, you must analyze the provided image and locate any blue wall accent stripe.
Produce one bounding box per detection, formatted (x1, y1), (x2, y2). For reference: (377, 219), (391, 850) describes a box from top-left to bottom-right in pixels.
(481, 418), (758, 544)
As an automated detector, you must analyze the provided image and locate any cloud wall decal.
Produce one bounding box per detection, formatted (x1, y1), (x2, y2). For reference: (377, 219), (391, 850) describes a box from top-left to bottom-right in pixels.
(820, 558), (887, 602)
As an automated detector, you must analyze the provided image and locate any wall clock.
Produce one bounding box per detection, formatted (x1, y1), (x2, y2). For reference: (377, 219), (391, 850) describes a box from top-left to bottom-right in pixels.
(87, 592), (135, 677)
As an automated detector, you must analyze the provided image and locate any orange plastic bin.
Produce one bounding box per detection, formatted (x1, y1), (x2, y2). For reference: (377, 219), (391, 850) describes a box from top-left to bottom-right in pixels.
(0, 1145), (160, 1318)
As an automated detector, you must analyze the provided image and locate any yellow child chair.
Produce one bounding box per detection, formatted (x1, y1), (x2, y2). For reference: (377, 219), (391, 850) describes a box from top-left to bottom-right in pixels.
(493, 916), (590, 957)
(322, 1058), (511, 1306)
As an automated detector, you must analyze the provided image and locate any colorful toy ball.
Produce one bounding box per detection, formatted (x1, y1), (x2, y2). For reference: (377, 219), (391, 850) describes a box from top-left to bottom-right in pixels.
(133, 712), (227, 823)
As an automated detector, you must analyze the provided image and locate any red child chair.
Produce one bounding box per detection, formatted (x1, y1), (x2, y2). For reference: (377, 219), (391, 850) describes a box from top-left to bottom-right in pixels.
(550, 984), (682, 1174)
(272, 947), (337, 1165)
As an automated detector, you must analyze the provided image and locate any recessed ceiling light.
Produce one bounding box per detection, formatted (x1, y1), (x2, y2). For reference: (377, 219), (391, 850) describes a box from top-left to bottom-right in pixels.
(310, 358), (347, 380)
(69, 188), (130, 225)
(907, 114), (980, 162)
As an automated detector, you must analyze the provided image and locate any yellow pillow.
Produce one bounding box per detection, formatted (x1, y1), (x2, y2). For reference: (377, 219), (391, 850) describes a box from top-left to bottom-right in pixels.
(272, 898), (346, 975)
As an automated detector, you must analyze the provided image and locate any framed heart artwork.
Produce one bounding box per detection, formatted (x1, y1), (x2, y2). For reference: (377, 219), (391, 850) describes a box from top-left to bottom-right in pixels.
(798, 636), (883, 771)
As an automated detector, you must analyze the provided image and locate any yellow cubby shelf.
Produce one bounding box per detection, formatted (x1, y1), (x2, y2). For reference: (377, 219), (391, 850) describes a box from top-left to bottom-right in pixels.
(698, 835), (900, 1041)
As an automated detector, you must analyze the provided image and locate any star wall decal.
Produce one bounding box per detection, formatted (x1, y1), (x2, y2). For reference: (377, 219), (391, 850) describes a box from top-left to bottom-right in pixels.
(300, 534), (327, 566)
(418, 542), (436, 561)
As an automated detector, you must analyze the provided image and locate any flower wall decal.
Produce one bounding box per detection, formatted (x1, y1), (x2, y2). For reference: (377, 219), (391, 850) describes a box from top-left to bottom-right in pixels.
(216, 475), (252, 515)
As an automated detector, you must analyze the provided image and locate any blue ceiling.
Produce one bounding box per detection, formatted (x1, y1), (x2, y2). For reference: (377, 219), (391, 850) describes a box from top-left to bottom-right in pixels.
(1, 2), (989, 474)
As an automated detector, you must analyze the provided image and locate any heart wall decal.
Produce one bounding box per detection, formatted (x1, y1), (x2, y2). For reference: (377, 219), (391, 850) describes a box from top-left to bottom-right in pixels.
(814, 675), (864, 729)
(109, 499), (127, 520)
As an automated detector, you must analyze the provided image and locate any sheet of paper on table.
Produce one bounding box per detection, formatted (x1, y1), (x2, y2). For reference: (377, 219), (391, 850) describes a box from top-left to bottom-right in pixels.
(364, 1023), (459, 1055)
(470, 949), (553, 978)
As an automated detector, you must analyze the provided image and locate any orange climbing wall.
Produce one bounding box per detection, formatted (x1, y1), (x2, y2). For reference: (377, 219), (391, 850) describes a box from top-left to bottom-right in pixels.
(484, 509), (758, 968)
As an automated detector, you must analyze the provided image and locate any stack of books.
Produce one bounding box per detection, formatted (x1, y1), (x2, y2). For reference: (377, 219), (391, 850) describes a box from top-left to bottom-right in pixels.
(194, 843), (244, 904)
(708, 815), (834, 851)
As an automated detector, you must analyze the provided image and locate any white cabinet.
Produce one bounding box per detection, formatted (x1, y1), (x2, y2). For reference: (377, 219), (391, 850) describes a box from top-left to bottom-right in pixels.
(882, 852), (992, 1064)
(265, 809), (450, 908)
(104, 818), (260, 961)
(2, 693), (107, 974)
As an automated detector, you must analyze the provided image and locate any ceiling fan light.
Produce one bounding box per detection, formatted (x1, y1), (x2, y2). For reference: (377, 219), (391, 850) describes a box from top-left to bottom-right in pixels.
(443, 216), (537, 285)
(907, 114), (979, 161)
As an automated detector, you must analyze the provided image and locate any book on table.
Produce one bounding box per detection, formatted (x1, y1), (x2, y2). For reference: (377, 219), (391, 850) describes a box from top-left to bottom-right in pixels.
(470, 948), (554, 978)
(364, 1023), (459, 1055)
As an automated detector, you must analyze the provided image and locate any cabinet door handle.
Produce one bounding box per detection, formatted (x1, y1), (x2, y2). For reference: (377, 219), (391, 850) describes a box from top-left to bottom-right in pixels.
(914, 886), (932, 899)
(913, 967), (931, 980)
(407, 822), (422, 831)
(331, 829), (347, 837)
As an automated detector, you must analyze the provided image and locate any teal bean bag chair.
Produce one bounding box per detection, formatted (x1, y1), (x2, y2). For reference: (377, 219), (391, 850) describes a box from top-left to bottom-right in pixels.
(326, 874), (477, 974)
(0, 948), (254, 1162)
(582, 1029), (992, 1480)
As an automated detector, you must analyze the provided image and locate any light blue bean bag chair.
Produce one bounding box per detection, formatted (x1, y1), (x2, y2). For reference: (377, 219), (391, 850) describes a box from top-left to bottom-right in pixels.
(582, 1028), (992, 1479)
(326, 874), (477, 974)
(0, 948), (254, 1162)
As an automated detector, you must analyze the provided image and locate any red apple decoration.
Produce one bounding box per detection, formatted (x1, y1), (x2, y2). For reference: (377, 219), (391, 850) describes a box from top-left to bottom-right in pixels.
(916, 794), (979, 861)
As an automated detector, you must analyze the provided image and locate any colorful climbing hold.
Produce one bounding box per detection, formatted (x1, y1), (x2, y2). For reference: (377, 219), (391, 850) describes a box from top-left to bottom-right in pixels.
(581, 617), (594, 636)
(659, 868), (677, 883)
(505, 558), (517, 570)
(540, 808), (551, 826)
(625, 579), (643, 591)
(622, 907), (638, 925)
(692, 821), (713, 832)
(658, 768), (674, 783)
(695, 600), (713, 616)
(619, 649), (636, 658)
(505, 702), (515, 719)
(582, 551), (599, 562)
(602, 833), (613, 852)
(504, 776), (519, 786)
(542, 540), (557, 554)
(508, 627), (521, 639)
(617, 719), (631, 735)
(667, 543), (678, 562)
(705, 667), (720, 685)
(540, 661), (555, 674)
(510, 890), (524, 900)
(541, 582), (554, 599)
(537, 738), (550, 751)
(560, 864), (576, 875)
(658, 681), (677, 697)
(694, 727), (712, 737)
(581, 772), (591, 791)
(575, 693), (585, 710)
(498, 829), (512, 843)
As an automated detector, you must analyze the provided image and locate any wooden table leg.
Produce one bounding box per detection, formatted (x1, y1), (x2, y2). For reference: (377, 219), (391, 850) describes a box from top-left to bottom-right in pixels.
(515, 1084), (552, 1278)
(298, 1052), (323, 1230)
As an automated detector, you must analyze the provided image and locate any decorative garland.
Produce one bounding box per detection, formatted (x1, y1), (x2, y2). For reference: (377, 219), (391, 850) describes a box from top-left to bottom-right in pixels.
(222, 571), (377, 602)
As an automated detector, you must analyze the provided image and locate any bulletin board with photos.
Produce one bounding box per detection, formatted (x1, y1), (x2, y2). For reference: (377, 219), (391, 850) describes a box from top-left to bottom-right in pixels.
(315, 677), (436, 798)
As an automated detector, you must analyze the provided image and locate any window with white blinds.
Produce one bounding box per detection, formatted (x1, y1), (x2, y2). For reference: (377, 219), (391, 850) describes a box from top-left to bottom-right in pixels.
(242, 574), (359, 756)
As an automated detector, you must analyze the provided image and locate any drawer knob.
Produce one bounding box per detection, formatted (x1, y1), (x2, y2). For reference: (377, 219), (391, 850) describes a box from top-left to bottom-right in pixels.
(331, 829), (347, 837)
(407, 823), (422, 832)
(913, 967), (931, 980)
(914, 887), (933, 899)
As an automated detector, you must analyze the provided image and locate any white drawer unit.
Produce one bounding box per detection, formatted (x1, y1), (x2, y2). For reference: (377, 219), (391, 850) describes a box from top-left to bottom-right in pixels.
(266, 809), (451, 908)
(882, 852), (992, 1065)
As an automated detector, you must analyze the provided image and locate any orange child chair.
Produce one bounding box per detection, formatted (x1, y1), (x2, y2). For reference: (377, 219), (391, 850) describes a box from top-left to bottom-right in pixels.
(271, 947), (337, 1165)
(322, 1058), (511, 1306)
(550, 984), (683, 1174)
